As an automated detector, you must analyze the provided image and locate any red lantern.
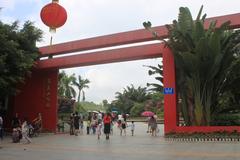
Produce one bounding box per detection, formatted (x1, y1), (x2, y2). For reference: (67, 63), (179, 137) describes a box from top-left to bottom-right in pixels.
(40, 0), (67, 33)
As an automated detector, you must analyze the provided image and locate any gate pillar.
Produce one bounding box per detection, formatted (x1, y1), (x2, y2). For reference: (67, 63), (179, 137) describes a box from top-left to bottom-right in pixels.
(13, 69), (58, 132)
(163, 47), (177, 134)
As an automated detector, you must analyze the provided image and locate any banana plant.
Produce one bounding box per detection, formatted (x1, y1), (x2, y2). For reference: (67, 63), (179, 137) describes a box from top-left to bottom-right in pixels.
(144, 5), (240, 126)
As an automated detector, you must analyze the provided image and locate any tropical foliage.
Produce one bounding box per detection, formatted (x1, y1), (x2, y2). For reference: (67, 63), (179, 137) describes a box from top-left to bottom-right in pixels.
(0, 20), (42, 107)
(112, 84), (150, 114)
(58, 71), (76, 99)
(76, 101), (105, 113)
(0, 21), (42, 95)
(57, 71), (92, 115)
(130, 102), (145, 117)
(144, 64), (164, 92)
(58, 71), (90, 100)
(73, 75), (90, 102)
(144, 6), (240, 126)
(107, 84), (164, 117)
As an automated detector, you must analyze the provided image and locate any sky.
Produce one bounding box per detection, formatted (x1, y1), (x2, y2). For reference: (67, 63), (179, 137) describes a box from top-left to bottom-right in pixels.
(1, 0), (240, 104)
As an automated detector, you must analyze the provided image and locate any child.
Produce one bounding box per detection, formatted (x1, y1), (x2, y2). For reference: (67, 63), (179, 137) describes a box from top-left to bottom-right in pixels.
(130, 121), (135, 136)
(96, 122), (102, 140)
(121, 121), (127, 136)
(79, 120), (84, 135)
(86, 120), (90, 135)
(117, 119), (123, 136)
(110, 121), (114, 135)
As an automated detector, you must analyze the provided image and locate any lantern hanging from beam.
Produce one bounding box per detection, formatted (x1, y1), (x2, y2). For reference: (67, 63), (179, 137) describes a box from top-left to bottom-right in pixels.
(40, 0), (67, 33)
(40, 0), (67, 46)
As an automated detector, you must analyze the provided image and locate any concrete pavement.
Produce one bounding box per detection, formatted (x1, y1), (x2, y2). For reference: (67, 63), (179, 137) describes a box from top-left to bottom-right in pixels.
(1, 123), (240, 160)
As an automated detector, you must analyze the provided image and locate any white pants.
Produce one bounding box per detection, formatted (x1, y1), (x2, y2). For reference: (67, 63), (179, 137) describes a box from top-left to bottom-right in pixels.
(22, 132), (31, 143)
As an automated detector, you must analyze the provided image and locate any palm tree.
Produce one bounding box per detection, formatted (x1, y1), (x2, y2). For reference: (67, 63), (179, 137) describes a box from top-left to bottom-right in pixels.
(144, 64), (164, 93)
(58, 71), (76, 99)
(114, 85), (150, 113)
(73, 75), (90, 102)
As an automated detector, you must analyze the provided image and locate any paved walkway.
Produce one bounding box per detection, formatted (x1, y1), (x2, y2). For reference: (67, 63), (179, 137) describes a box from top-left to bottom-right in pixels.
(1, 123), (240, 160)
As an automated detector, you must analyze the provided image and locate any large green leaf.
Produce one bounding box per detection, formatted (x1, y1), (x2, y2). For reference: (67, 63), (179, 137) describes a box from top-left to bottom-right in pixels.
(178, 7), (193, 35)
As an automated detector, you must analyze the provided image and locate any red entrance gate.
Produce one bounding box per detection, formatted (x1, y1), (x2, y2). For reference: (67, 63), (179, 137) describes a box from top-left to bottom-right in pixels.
(12, 13), (240, 133)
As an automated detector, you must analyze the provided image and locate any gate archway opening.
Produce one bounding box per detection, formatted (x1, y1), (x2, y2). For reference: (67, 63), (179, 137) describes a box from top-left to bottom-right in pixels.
(11, 13), (240, 134)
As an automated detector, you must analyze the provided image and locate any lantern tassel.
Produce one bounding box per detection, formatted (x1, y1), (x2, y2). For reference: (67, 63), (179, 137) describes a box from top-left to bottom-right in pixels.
(52, 0), (59, 3)
(49, 27), (56, 34)
(48, 36), (53, 59)
(50, 36), (53, 46)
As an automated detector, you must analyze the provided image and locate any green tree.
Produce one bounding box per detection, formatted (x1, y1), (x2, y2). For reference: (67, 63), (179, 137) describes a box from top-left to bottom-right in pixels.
(130, 102), (145, 117)
(73, 75), (90, 102)
(113, 85), (150, 113)
(102, 99), (111, 112)
(144, 64), (164, 92)
(0, 20), (42, 105)
(144, 6), (240, 126)
(214, 49), (240, 114)
(58, 71), (76, 99)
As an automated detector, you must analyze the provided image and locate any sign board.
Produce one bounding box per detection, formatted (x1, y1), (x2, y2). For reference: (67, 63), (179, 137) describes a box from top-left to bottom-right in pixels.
(164, 88), (174, 94)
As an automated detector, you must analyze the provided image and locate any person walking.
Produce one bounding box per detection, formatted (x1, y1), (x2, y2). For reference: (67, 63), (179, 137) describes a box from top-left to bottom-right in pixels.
(121, 120), (127, 136)
(130, 121), (135, 136)
(69, 113), (75, 135)
(0, 115), (3, 140)
(117, 119), (123, 136)
(74, 112), (80, 136)
(21, 118), (31, 144)
(103, 113), (112, 140)
(86, 120), (90, 135)
(149, 116), (157, 136)
(91, 116), (97, 135)
(96, 122), (102, 140)
(79, 120), (84, 135)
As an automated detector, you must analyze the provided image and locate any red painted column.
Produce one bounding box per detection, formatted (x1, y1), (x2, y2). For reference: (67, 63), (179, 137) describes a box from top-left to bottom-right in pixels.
(13, 69), (58, 132)
(162, 47), (177, 134)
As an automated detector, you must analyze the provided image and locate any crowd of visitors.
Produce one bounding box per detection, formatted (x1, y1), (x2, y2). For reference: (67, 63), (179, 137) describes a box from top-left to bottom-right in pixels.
(58, 111), (158, 139)
(66, 111), (135, 139)
(0, 111), (159, 145)
(64, 111), (158, 140)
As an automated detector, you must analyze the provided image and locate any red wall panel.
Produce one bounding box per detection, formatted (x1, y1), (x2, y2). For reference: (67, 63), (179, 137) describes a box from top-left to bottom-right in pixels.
(13, 69), (58, 132)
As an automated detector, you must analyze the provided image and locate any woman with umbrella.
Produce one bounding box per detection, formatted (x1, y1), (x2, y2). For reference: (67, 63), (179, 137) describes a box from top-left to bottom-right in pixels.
(148, 115), (157, 136)
(141, 111), (156, 135)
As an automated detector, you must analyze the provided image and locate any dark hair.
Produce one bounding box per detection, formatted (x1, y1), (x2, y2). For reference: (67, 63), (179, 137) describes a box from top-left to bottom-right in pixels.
(132, 121), (134, 123)
(23, 117), (28, 122)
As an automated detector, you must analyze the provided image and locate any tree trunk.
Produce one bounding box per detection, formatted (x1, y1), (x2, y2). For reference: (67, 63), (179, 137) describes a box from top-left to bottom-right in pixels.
(78, 90), (81, 103)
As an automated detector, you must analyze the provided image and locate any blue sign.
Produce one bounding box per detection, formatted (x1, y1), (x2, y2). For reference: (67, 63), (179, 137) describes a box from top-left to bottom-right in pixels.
(164, 88), (174, 94)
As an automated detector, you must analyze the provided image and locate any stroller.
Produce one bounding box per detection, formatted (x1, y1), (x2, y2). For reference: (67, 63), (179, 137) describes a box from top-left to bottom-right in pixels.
(31, 114), (42, 136)
(28, 122), (41, 137)
(28, 123), (35, 137)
